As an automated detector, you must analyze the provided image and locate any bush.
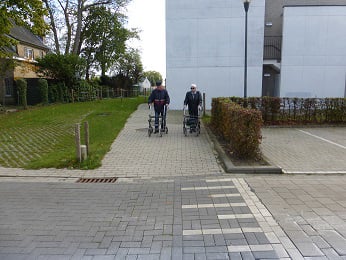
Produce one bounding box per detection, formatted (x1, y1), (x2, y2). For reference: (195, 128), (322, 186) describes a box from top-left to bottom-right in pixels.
(38, 79), (49, 105)
(36, 53), (86, 88)
(48, 82), (69, 103)
(48, 84), (58, 103)
(16, 78), (28, 109)
(75, 80), (96, 102)
(229, 97), (346, 124)
(211, 98), (263, 159)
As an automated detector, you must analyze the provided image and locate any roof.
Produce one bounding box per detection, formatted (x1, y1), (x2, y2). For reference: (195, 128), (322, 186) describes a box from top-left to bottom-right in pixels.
(9, 24), (49, 51)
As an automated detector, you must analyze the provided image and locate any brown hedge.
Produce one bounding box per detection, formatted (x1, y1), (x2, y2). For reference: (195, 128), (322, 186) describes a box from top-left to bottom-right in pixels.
(211, 98), (263, 159)
(229, 97), (346, 124)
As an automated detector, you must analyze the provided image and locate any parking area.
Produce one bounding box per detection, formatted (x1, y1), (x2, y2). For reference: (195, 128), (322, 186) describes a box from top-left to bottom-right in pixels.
(261, 127), (346, 174)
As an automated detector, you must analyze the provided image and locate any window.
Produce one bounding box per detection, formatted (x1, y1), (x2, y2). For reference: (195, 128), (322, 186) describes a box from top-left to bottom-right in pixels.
(24, 47), (34, 60)
(5, 78), (13, 97)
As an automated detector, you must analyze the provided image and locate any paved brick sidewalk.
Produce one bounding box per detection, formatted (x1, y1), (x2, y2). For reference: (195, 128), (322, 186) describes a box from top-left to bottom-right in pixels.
(98, 105), (222, 178)
(0, 176), (296, 259)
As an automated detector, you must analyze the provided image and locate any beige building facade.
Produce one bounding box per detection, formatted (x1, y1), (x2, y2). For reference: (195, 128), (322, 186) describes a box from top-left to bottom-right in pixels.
(0, 24), (49, 106)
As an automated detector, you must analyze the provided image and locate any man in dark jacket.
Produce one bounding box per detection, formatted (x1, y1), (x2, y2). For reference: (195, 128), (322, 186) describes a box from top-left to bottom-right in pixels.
(148, 81), (170, 133)
(184, 83), (202, 117)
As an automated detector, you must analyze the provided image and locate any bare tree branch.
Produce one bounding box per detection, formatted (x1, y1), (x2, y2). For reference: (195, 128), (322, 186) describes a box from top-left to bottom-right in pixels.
(43, 0), (60, 54)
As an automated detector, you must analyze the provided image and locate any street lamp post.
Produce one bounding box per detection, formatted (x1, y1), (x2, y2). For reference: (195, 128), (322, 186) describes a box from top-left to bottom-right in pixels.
(243, 0), (250, 99)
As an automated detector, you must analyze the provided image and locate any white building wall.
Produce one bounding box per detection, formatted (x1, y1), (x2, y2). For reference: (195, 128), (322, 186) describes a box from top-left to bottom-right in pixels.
(280, 6), (346, 98)
(166, 0), (265, 109)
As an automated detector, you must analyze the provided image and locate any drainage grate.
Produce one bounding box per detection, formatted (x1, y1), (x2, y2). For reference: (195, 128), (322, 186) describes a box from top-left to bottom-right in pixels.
(76, 177), (117, 183)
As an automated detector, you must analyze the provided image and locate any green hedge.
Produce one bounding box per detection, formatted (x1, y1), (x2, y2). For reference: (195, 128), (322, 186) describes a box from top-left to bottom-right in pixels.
(48, 82), (70, 103)
(38, 79), (49, 105)
(211, 98), (263, 159)
(16, 79), (28, 109)
(75, 80), (96, 102)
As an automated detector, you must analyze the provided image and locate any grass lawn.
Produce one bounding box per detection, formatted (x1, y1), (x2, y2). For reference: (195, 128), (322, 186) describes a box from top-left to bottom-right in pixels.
(0, 97), (145, 169)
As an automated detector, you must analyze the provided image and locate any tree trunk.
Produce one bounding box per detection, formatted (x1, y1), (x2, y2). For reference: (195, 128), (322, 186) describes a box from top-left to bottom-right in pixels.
(43, 0), (60, 54)
(72, 0), (83, 55)
(85, 66), (90, 80)
(101, 64), (106, 77)
(63, 0), (72, 55)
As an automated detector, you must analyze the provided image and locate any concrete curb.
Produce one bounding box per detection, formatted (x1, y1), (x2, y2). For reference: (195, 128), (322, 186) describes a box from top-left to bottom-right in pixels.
(205, 125), (283, 174)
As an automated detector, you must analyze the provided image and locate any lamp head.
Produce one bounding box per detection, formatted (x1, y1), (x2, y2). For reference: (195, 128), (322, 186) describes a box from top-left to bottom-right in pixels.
(243, 0), (250, 11)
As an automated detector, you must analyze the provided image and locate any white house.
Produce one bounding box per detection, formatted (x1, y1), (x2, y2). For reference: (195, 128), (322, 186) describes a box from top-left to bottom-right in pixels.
(140, 77), (151, 91)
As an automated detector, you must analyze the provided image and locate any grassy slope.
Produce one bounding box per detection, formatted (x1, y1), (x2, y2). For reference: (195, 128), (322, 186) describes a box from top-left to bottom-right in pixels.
(0, 97), (145, 169)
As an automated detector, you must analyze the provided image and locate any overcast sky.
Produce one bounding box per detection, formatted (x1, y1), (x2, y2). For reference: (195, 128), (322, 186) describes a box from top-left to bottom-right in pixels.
(126, 0), (166, 79)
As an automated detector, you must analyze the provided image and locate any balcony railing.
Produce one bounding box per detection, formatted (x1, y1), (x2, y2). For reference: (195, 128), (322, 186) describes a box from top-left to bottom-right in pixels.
(264, 36), (282, 60)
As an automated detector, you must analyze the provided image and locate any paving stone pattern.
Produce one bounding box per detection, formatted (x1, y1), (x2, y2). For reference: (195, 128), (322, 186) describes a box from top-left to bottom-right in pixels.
(246, 175), (346, 260)
(261, 128), (346, 174)
(0, 104), (346, 259)
(0, 176), (294, 259)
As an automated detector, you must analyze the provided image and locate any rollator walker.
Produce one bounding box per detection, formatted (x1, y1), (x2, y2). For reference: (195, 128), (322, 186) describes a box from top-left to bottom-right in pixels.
(148, 105), (168, 137)
(183, 106), (201, 136)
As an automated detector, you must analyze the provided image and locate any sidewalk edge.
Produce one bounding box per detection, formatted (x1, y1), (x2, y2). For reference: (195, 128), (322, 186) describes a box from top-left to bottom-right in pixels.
(204, 124), (282, 174)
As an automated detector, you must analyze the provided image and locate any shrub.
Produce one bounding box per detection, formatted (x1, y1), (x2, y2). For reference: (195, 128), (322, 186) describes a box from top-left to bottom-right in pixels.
(16, 78), (27, 109)
(48, 82), (68, 103)
(229, 96), (346, 124)
(36, 53), (86, 88)
(211, 98), (263, 159)
(38, 78), (49, 105)
(75, 80), (96, 102)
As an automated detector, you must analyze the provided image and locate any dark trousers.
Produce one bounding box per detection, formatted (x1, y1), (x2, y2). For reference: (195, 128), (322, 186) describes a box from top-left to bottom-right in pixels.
(188, 106), (199, 117)
(154, 109), (165, 129)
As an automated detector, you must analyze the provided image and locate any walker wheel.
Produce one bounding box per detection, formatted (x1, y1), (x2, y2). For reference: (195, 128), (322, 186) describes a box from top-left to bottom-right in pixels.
(196, 126), (200, 136)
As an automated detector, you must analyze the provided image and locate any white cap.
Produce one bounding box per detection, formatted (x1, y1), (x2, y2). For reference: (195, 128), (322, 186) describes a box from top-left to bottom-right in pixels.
(191, 84), (197, 88)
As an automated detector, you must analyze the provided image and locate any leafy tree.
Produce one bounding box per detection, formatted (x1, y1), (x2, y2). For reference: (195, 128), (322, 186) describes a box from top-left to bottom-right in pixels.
(0, 58), (15, 107)
(81, 6), (137, 78)
(36, 53), (86, 88)
(0, 0), (48, 58)
(0, 59), (15, 78)
(43, 0), (131, 55)
(142, 71), (163, 86)
(111, 48), (143, 86)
